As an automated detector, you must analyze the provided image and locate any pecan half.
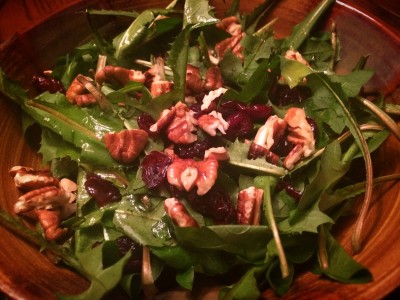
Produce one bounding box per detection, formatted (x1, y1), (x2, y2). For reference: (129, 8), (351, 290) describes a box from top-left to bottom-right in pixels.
(278, 108), (315, 170)
(164, 197), (198, 227)
(66, 76), (92, 105)
(95, 65), (145, 86)
(35, 209), (67, 241)
(166, 158), (219, 195)
(237, 187), (264, 225)
(185, 64), (204, 96)
(204, 66), (223, 91)
(150, 107), (176, 133)
(104, 129), (148, 164)
(9, 166), (59, 191)
(166, 103), (198, 144)
(14, 186), (71, 214)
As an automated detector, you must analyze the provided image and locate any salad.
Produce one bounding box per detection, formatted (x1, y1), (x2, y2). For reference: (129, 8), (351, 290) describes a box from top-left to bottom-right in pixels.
(1, 0), (400, 299)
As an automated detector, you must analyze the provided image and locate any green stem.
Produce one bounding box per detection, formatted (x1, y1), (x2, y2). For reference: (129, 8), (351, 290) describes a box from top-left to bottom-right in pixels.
(264, 181), (289, 278)
(317, 225), (329, 270)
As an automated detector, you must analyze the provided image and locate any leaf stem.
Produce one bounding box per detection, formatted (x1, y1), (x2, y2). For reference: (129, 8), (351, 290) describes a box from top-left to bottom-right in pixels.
(27, 100), (99, 140)
(355, 96), (400, 141)
(318, 225), (329, 270)
(263, 180), (289, 278)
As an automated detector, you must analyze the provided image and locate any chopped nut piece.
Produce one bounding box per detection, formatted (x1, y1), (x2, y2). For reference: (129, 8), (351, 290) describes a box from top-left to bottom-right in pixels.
(59, 178), (77, 203)
(237, 187), (264, 225)
(253, 115), (287, 150)
(200, 87), (227, 111)
(150, 107), (176, 133)
(198, 111), (229, 136)
(204, 147), (230, 161)
(186, 64), (204, 96)
(66, 75), (93, 105)
(284, 49), (310, 66)
(204, 66), (223, 91)
(104, 129), (149, 164)
(164, 197), (198, 227)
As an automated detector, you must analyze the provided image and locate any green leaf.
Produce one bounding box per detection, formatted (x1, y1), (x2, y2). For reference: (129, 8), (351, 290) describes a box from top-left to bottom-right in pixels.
(330, 70), (374, 97)
(243, 0), (277, 34)
(266, 260), (294, 296)
(58, 242), (131, 300)
(0, 68), (28, 105)
(282, 0), (335, 51)
(113, 10), (155, 61)
(280, 57), (313, 88)
(220, 263), (270, 300)
(225, 140), (286, 177)
(176, 267), (195, 290)
(182, 0), (219, 29)
(313, 231), (372, 283)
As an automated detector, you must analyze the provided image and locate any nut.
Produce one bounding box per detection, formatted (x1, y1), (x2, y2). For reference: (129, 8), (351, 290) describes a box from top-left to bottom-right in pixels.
(198, 111), (229, 136)
(166, 103), (198, 144)
(185, 64), (204, 96)
(150, 107), (176, 133)
(284, 50), (310, 66)
(167, 158), (219, 195)
(59, 178), (77, 203)
(204, 147), (229, 161)
(66, 76), (91, 104)
(204, 66), (223, 91)
(150, 81), (173, 97)
(74, 93), (97, 107)
(164, 197), (198, 227)
(104, 129), (149, 164)
(201, 87), (227, 111)
(9, 166), (59, 191)
(253, 115), (287, 150)
(35, 209), (67, 241)
(237, 187), (263, 225)
(14, 186), (71, 214)
(95, 65), (145, 86)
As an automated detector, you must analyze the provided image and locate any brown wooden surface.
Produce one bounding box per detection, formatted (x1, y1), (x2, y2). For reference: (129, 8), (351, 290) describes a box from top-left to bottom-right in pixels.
(0, 0), (399, 299)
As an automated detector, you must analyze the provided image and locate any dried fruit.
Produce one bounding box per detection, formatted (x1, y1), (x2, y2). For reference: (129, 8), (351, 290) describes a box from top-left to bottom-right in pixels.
(32, 75), (65, 94)
(116, 236), (143, 274)
(224, 111), (253, 141)
(137, 113), (158, 137)
(141, 151), (172, 189)
(84, 173), (122, 207)
(187, 188), (236, 224)
(174, 137), (212, 159)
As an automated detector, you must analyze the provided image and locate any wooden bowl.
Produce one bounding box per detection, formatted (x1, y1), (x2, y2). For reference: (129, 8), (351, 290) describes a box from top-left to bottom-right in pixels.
(0, 0), (399, 299)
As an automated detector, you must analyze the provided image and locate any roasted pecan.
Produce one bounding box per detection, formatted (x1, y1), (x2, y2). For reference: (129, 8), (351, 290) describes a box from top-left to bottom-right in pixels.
(14, 186), (70, 214)
(198, 111), (229, 136)
(95, 65), (145, 86)
(59, 178), (77, 203)
(215, 33), (245, 60)
(186, 64), (204, 96)
(35, 209), (67, 241)
(104, 129), (149, 164)
(247, 143), (281, 165)
(237, 187), (264, 225)
(166, 103), (198, 144)
(253, 115), (287, 150)
(150, 107), (176, 133)
(201, 87), (227, 111)
(284, 108), (315, 157)
(284, 49), (310, 66)
(216, 16), (242, 36)
(204, 147), (230, 161)
(9, 166), (59, 191)
(74, 93), (97, 107)
(204, 66), (223, 91)
(150, 81), (174, 97)
(166, 158), (219, 195)
(66, 76), (92, 105)
(164, 197), (198, 227)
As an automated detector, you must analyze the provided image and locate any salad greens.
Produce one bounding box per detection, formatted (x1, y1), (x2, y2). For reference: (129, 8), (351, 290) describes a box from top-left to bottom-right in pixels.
(1, 0), (400, 299)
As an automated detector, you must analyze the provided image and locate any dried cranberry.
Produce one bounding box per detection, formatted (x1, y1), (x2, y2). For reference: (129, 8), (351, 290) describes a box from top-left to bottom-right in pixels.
(270, 138), (295, 157)
(243, 104), (273, 120)
(187, 188), (236, 224)
(269, 82), (311, 106)
(137, 113), (157, 137)
(275, 180), (302, 201)
(218, 101), (245, 119)
(32, 75), (65, 94)
(84, 173), (122, 207)
(189, 103), (205, 119)
(174, 137), (212, 159)
(116, 236), (142, 274)
(306, 116), (318, 141)
(141, 151), (172, 189)
(224, 111), (253, 141)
